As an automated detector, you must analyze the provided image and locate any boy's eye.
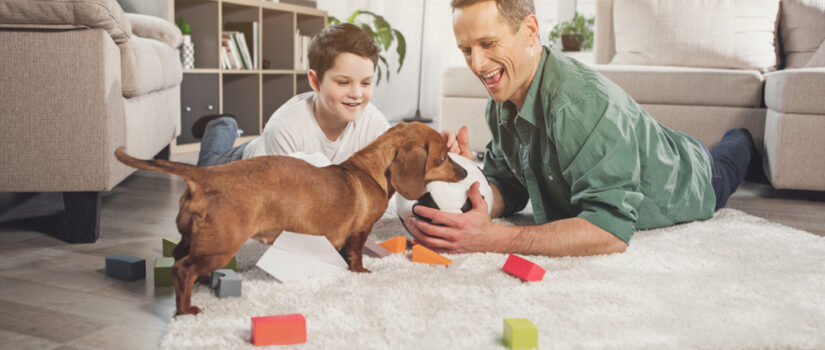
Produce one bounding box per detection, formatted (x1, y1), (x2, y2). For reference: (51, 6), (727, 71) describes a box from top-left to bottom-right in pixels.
(337, 81), (349, 85)
(361, 81), (372, 86)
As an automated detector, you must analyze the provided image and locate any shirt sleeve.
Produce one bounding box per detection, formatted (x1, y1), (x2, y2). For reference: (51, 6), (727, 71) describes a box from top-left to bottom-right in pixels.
(263, 118), (301, 156)
(482, 140), (529, 217)
(553, 95), (644, 244)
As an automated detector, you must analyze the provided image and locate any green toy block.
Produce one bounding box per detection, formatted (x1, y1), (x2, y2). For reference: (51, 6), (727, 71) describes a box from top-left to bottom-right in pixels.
(154, 257), (175, 287)
(162, 238), (179, 257)
(503, 318), (538, 349)
(223, 256), (237, 271)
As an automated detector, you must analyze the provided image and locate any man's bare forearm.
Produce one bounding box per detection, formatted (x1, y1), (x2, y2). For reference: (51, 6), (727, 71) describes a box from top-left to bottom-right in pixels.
(491, 217), (627, 257)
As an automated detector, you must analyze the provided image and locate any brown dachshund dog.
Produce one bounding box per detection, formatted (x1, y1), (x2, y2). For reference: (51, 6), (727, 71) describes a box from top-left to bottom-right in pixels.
(115, 122), (466, 316)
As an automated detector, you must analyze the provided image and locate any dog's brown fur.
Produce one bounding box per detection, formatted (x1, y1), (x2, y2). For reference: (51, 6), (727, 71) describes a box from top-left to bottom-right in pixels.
(114, 122), (466, 316)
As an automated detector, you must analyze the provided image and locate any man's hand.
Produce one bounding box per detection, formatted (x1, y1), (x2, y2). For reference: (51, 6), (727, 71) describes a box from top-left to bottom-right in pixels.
(440, 126), (473, 160)
(407, 182), (500, 253)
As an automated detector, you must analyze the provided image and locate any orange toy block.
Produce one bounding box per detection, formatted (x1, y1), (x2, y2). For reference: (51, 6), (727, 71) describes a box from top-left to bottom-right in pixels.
(411, 244), (452, 266)
(251, 314), (306, 346)
(379, 236), (407, 253)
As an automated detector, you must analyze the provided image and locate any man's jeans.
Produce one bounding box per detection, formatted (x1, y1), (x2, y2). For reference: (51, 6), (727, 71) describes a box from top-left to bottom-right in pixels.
(197, 117), (248, 166)
(694, 128), (753, 211)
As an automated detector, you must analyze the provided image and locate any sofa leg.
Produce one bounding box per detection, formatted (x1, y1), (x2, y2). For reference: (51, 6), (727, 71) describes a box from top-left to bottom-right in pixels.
(154, 145), (171, 160)
(61, 191), (102, 243)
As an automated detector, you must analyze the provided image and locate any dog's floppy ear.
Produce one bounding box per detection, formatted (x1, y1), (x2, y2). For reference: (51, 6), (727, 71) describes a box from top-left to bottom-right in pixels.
(389, 142), (427, 200)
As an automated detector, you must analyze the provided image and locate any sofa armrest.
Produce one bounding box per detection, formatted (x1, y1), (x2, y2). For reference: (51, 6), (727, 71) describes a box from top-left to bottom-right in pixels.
(0, 0), (131, 43)
(764, 68), (825, 115)
(126, 13), (181, 48)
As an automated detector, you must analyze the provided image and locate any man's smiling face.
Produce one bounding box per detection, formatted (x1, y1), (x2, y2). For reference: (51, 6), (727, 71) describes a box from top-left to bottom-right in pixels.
(452, 0), (539, 106)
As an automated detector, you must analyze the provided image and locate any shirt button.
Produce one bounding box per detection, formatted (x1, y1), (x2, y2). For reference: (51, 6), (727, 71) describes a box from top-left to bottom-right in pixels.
(548, 175), (554, 181)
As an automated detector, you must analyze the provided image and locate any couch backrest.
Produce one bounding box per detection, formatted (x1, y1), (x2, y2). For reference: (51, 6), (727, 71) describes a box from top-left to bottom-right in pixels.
(780, 0), (825, 68)
(595, 0), (781, 72)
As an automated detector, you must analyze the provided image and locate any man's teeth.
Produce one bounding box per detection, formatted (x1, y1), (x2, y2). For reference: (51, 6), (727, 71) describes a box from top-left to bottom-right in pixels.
(483, 69), (501, 79)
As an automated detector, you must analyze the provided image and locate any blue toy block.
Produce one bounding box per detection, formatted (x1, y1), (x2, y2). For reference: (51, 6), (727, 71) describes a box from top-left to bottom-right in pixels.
(211, 269), (241, 298)
(105, 254), (146, 281)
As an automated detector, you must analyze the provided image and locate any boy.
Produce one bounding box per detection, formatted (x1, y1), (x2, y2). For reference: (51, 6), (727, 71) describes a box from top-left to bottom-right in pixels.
(193, 23), (390, 166)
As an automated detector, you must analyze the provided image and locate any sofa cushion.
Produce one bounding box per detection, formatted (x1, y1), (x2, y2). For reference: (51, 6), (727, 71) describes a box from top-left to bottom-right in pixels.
(120, 36), (183, 98)
(594, 65), (765, 108)
(0, 0), (131, 44)
(126, 13), (181, 48)
(764, 67), (825, 114)
(780, 0), (825, 68)
(442, 65), (489, 99)
(611, 0), (780, 72)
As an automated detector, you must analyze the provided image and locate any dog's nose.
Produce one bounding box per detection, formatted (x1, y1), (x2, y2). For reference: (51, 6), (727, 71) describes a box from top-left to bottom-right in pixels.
(454, 162), (468, 179)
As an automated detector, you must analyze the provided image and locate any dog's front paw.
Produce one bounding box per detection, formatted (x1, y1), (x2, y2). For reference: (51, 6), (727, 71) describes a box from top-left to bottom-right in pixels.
(175, 306), (202, 316)
(350, 267), (371, 273)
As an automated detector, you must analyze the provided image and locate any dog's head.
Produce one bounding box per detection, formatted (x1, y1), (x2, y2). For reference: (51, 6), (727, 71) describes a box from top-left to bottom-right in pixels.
(388, 122), (468, 200)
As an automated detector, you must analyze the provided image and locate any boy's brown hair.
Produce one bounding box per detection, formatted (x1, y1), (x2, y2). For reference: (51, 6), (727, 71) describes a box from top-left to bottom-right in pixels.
(450, 0), (535, 33)
(309, 23), (380, 81)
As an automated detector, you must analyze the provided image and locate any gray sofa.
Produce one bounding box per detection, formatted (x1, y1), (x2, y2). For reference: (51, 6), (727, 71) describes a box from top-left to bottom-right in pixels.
(440, 0), (825, 191)
(0, 0), (182, 242)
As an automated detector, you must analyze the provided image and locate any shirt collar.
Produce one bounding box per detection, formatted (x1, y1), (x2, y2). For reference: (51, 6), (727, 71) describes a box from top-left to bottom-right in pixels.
(497, 46), (548, 128)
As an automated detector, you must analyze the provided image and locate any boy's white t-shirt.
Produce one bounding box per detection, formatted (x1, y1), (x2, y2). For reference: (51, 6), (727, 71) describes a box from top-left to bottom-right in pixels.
(242, 92), (390, 164)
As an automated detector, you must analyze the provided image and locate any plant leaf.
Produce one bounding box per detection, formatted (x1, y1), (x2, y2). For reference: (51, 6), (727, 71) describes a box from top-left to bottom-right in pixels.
(376, 65), (383, 86)
(378, 55), (390, 82)
(328, 16), (340, 25)
(347, 10), (361, 24)
(393, 28), (406, 73)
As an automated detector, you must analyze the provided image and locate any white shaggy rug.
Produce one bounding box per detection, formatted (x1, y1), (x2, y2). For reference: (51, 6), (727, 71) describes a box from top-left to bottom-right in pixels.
(160, 201), (825, 349)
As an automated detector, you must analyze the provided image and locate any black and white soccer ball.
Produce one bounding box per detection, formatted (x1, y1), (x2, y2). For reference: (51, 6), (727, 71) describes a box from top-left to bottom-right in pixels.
(397, 153), (493, 234)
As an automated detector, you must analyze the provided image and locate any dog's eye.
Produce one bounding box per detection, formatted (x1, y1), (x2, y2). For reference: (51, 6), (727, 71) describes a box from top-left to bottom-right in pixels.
(440, 156), (446, 162)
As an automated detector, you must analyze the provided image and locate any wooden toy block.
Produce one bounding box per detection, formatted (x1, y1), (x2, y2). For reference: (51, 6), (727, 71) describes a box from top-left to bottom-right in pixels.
(378, 236), (407, 253)
(363, 238), (391, 258)
(502, 254), (545, 282)
(162, 238), (179, 257)
(251, 313), (306, 346)
(411, 244), (452, 266)
(154, 257), (174, 287)
(105, 254), (145, 281)
(211, 269), (241, 298)
(503, 318), (538, 349)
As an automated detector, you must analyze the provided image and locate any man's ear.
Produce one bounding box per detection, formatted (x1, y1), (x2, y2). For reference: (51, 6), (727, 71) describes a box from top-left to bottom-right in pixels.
(389, 143), (428, 200)
(308, 69), (321, 92)
(522, 14), (540, 45)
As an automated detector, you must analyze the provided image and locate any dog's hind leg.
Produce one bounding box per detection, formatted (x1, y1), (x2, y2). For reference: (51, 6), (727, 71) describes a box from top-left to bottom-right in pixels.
(344, 226), (372, 273)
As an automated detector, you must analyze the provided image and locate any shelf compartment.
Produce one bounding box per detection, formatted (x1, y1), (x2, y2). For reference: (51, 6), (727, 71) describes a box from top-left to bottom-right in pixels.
(223, 73), (262, 137)
(179, 73), (220, 145)
(174, 0), (220, 69)
(262, 74), (296, 126)
(261, 9), (295, 70)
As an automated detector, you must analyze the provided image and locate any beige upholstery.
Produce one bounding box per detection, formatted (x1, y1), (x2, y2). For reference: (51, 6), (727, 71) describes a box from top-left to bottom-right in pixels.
(764, 68), (825, 114)
(440, 66), (492, 154)
(780, 0), (825, 68)
(0, 0), (182, 242)
(595, 65), (764, 107)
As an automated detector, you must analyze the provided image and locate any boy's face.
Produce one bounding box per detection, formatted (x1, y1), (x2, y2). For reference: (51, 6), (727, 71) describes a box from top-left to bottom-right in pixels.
(453, 1), (539, 104)
(310, 52), (375, 123)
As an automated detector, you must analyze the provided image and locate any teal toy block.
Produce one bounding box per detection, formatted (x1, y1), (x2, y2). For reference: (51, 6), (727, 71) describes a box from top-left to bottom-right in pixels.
(154, 257), (175, 287)
(105, 254), (145, 281)
(503, 318), (538, 349)
(162, 238), (179, 257)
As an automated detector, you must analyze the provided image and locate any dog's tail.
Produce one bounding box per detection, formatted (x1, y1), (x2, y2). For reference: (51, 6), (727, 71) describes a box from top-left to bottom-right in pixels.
(115, 146), (198, 178)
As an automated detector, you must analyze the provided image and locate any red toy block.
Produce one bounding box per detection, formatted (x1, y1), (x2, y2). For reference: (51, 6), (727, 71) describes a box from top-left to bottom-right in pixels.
(502, 254), (545, 282)
(251, 313), (306, 346)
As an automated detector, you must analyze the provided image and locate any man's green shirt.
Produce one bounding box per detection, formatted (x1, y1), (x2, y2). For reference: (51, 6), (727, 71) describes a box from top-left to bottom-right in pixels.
(482, 46), (715, 244)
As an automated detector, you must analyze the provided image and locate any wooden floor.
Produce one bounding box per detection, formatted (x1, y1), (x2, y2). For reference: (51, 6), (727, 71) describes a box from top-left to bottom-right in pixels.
(1, 152), (824, 349)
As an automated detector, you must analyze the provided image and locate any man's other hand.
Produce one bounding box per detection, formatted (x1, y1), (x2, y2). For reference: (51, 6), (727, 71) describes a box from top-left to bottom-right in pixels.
(441, 126), (473, 160)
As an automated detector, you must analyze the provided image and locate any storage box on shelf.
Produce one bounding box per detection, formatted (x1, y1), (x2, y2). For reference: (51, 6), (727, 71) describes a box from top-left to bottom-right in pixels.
(171, 0), (326, 153)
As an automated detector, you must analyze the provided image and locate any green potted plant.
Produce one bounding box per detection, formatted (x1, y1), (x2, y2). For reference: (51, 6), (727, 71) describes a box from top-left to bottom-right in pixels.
(329, 10), (406, 85)
(548, 12), (595, 52)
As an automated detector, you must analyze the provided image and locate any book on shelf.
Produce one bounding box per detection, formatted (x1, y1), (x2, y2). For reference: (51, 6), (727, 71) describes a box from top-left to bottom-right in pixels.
(224, 21), (258, 69)
(294, 30), (312, 70)
(221, 33), (243, 69)
(222, 31), (256, 70)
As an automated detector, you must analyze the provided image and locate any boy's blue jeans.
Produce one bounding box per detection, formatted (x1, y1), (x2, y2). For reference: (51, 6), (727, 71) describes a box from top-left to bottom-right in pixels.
(694, 128), (754, 211)
(197, 117), (247, 166)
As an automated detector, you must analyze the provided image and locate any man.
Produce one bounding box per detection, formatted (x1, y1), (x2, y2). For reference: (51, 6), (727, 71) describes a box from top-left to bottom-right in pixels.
(407, 0), (755, 257)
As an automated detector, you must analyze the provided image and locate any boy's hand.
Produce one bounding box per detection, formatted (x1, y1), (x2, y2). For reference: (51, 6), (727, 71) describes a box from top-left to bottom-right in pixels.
(440, 126), (473, 160)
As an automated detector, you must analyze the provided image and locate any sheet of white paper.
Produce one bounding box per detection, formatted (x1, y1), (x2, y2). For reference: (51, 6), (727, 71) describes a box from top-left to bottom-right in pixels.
(256, 231), (348, 283)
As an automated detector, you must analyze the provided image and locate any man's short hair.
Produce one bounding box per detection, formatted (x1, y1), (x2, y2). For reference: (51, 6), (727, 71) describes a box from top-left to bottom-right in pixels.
(309, 23), (380, 81)
(450, 0), (535, 33)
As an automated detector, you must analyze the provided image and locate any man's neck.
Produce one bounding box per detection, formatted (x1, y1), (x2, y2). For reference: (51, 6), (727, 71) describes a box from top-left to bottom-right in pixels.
(509, 45), (543, 111)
